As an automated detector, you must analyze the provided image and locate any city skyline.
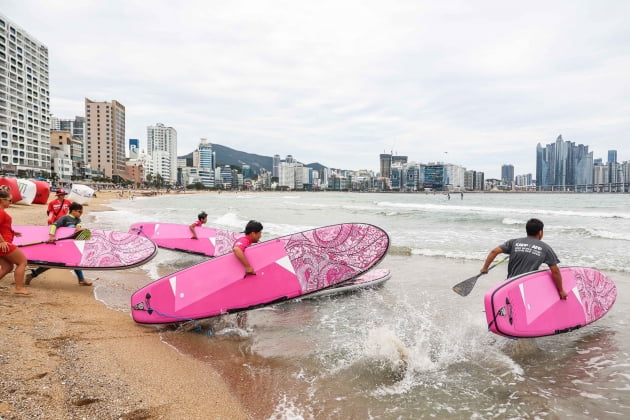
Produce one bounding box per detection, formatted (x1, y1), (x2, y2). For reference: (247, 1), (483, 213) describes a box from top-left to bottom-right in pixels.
(3, 2), (630, 179)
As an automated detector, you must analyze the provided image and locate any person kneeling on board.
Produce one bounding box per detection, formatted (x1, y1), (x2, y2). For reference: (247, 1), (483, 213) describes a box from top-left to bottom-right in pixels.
(232, 220), (264, 328)
(480, 218), (567, 300)
(26, 202), (93, 287)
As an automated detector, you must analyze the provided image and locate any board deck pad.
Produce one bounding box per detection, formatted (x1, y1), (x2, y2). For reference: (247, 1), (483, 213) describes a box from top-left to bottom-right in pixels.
(300, 267), (391, 300)
(129, 222), (241, 257)
(485, 267), (616, 338)
(131, 223), (390, 324)
(14, 226), (158, 269)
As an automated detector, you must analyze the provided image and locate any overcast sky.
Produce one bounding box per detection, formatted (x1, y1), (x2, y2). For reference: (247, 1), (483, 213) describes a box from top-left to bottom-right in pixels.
(4, 0), (629, 177)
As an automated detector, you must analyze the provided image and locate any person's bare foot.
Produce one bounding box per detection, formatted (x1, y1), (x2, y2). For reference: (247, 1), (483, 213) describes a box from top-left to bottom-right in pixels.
(14, 289), (32, 296)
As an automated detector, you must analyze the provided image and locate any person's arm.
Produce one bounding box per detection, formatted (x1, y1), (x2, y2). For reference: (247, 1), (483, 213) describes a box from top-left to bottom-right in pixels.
(481, 246), (503, 273)
(233, 246), (255, 275)
(48, 222), (58, 242)
(549, 265), (567, 300)
(0, 233), (9, 252)
(189, 222), (198, 239)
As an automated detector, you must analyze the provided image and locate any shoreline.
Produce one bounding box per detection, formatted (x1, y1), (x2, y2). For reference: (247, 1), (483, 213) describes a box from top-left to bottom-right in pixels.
(0, 191), (250, 419)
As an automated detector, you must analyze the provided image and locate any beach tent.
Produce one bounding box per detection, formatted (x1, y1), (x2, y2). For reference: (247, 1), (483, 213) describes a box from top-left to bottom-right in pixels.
(16, 179), (36, 205)
(31, 179), (50, 204)
(0, 177), (23, 203)
(68, 183), (95, 205)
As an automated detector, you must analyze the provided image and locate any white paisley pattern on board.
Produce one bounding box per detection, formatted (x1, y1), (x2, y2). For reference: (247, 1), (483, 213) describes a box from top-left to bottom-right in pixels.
(282, 223), (389, 293)
(214, 230), (242, 256)
(574, 267), (617, 323)
(79, 230), (157, 268)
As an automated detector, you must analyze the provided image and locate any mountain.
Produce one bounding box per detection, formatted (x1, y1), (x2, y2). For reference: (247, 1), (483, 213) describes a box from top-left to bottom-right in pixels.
(212, 143), (273, 172)
(179, 144), (328, 173)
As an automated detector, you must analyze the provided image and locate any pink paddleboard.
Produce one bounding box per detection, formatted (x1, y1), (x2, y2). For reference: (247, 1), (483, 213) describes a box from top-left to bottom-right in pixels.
(14, 226), (158, 269)
(129, 222), (241, 257)
(485, 267), (617, 338)
(301, 268), (391, 300)
(131, 223), (390, 324)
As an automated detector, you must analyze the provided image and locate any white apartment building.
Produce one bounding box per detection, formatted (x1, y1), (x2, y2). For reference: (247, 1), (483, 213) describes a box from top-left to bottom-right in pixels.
(0, 14), (51, 176)
(147, 123), (177, 184)
(278, 160), (304, 190)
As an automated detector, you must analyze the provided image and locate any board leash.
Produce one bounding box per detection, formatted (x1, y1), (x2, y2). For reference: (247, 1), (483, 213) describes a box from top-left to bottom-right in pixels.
(130, 225), (150, 239)
(133, 293), (200, 325)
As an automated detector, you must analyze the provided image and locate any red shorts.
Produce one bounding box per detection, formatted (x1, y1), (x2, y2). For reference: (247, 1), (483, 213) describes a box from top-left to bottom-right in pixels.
(0, 243), (17, 256)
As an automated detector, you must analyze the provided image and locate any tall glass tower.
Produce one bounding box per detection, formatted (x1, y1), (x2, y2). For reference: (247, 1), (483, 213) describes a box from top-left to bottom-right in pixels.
(536, 135), (593, 190)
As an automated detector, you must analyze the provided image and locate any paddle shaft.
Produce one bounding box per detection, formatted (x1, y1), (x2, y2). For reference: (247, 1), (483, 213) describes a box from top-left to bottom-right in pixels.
(18, 229), (91, 247)
(452, 257), (507, 297)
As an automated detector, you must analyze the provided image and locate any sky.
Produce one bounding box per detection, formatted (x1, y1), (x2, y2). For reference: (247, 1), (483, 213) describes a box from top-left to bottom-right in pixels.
(3, 0), (630, 178)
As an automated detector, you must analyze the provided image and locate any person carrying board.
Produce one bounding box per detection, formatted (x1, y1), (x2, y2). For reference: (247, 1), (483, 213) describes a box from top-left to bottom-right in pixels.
(26, 202), (93, 287)
(480, 218), (567, 300)
(0, 189), (30, 296)
(232, 220), (264, 328)
(189, 211), (208, 239)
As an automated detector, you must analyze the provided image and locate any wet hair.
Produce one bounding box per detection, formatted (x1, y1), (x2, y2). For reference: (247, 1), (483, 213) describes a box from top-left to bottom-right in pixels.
(198, 211), (207, 220)
(244, 220), (263, 234)
(526, 218), (544, 236)
(69, 202), (83, 212)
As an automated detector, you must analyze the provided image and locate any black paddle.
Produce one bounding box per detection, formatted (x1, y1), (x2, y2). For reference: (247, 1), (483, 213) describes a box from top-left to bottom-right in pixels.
(18, 229), (92, 247)
(452, 257), (508, 297)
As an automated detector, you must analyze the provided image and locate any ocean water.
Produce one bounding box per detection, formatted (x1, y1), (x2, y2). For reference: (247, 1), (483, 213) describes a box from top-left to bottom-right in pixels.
(89, 191), (630, 419)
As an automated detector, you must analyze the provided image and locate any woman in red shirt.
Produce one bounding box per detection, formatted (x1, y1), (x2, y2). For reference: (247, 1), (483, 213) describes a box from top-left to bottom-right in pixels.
(0, 189), (29, 295)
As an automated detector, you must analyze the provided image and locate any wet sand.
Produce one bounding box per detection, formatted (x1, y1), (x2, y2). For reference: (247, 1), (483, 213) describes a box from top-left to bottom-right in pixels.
(0, 190), (250, 419)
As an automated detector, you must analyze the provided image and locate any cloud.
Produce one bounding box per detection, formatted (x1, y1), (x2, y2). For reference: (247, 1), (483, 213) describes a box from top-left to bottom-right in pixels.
(3, 0), (630, 177)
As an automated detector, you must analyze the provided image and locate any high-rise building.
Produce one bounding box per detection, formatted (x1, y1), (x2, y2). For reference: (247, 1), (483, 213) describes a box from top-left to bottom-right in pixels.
(0, 14), (51, 176)
(608, 150), (617, 164)
(147, 123), (177, 184)
(423, 163), (447, 190)
(607, 150), (619, 186)
(501, 164), (514, 186)
(51, 115), (86, 175)
(129, 138), (139, 159)
(50, 129), (84, 179)
(85, 98), (126, 179)
(197, 138), (214, 187)
(536, 135), (593, 190)
(392, 155), (408, 166)
(379, 154), (392, 178)
(272, 154), (280, 178)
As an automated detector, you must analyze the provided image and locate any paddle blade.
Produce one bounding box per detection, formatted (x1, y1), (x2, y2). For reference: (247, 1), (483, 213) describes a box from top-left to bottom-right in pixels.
(452, 273), (483, 297)
(74, 229), (91, 241)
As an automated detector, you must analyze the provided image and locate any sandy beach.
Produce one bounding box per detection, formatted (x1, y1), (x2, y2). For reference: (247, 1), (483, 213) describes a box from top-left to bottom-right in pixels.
(0, 191), (250, 419)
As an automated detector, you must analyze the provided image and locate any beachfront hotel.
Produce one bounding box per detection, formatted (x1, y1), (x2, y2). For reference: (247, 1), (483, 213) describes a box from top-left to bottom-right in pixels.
(147, 122), (178, 185)
(0, 13), (51, 177)
(84, 98), (126, 180)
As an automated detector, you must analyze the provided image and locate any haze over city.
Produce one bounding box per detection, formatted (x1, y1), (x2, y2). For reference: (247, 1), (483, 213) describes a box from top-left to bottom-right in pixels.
(3, 0), (629, 178)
